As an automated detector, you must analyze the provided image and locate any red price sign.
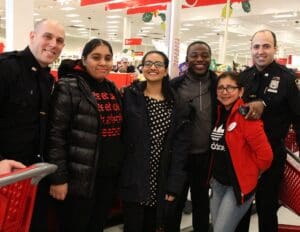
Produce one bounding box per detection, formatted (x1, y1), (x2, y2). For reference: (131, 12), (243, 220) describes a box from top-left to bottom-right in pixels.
(125, 38), (142, 45)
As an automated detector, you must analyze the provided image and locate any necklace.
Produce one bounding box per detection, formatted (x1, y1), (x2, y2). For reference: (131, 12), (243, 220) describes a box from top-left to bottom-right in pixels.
(144, 89), (164, 101)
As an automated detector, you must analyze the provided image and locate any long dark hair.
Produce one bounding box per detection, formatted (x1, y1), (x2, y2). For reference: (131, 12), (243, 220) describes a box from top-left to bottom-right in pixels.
(142, 50), (174, 103)
(78, 38), (113, 73)
(81, 38), (113, 58)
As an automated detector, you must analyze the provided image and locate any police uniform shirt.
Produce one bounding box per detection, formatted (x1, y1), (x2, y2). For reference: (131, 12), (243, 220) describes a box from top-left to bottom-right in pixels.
(0, 47), (54, 164)
(240, 61), (300, 144)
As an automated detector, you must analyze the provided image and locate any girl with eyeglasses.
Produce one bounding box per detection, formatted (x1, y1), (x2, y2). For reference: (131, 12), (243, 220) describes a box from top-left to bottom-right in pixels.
(209, 71), (273, 232)
(120, 51), (191, 232)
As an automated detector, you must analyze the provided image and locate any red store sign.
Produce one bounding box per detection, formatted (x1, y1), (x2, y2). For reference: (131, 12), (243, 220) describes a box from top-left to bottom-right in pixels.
(134, 51), (144, 56)
(125, 38), (142, 45)
(81, 0), (242, 8)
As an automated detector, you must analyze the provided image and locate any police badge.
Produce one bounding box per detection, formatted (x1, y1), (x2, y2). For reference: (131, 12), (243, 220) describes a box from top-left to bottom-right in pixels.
(267, 76), (280, 93)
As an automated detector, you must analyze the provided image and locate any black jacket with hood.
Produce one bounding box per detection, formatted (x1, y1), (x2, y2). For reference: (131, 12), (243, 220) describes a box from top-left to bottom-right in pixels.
(45, 60), (123, 198)
(120, 80), (191, 225)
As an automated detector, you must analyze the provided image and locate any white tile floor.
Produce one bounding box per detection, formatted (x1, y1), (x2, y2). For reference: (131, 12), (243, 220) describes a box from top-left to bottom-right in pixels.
(104, 206), (300, 232)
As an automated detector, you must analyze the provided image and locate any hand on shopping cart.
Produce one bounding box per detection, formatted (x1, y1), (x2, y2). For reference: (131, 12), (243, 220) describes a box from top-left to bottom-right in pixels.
(50, 183), (68, 200)
(0, 159), (26, 175)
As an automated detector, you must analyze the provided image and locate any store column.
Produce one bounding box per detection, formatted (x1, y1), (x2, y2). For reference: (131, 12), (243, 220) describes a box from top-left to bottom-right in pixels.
(218, 34), (224, 64)
(218, 0), (230, 64)
(122, 16), (131, 51)
(166, 0), (181, 78)
(5, 0), (33, 51)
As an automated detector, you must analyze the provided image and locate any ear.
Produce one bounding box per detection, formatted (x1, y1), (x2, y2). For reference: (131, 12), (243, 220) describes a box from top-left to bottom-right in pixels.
(164, 68), (168, 78)
(239, 87), (244, 97)
(29, 31), (35, 43)
(82, 57), (86, 66)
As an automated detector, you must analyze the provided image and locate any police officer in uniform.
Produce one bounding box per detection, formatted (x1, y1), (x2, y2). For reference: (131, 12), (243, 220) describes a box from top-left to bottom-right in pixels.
(0, 19), (65, 231)
(236, 30), (300, 232)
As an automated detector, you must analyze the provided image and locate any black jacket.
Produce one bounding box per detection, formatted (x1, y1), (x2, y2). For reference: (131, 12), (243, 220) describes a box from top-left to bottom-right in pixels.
(120, 81), (190, 218)
(0, 47), (54, 164)
(170, 70), (218, 133)
(45, 62), (123, 198)
(240, 61), (300, 155)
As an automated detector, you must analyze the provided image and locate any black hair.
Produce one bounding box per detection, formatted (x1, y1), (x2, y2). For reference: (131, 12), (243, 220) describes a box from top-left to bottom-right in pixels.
(251, 30), (277, 47)
(141, 50), (173, 102)
(57, 59), (79, 79)
(81, 38), (113, 58)
(186, 41), (212, 56)
(217, 71), (243, 88)
(127, 65), (136, 73)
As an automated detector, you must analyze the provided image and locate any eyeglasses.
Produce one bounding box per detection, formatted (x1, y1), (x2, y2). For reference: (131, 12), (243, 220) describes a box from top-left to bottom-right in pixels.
(143, 61), (165, 68)
(217, 85), (239, 93)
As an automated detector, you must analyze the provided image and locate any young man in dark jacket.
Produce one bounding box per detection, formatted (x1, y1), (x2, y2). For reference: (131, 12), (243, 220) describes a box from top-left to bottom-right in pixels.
(0, 19), (65, 231)
(171, 41), (218, 232)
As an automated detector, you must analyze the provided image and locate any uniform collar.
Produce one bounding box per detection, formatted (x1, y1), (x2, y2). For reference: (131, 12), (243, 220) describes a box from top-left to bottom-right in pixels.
(253, 61), (277, 78)
(19, 46), (51, 74)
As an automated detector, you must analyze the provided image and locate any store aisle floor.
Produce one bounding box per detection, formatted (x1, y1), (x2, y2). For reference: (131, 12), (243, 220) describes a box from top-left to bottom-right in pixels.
(104, 206), (299, 232)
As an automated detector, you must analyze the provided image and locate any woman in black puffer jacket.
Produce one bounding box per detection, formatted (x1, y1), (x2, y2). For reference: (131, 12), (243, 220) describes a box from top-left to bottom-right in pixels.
(45, 38), (123, 232)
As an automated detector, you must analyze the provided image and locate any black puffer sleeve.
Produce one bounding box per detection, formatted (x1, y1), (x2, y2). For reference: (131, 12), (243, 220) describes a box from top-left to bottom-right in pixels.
(45, 79), (74, 185)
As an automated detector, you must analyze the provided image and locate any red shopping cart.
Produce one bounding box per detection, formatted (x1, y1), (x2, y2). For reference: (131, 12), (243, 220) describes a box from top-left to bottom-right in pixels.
(278, 148), (300, 232)
(285, 126), (299, 154)
(0, 163), (57, 232)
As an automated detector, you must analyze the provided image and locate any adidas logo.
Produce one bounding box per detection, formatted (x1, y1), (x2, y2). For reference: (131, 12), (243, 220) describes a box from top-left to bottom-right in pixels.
(211, 125), (224, 141)
(211, 125), (226, 151)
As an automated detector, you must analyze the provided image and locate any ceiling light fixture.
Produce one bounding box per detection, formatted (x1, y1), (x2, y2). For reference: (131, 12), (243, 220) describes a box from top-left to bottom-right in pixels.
(272, 12), (297, 19)
(106, 25), (119, 28)
(70, 19), (82, 23)
(107, 20), (120, 24)
(57, 0), (72, 5)
(66, 14), (80, 17)
(61, 7), (75, 11)
(106, 15), (122, 19)
(182, 23), (194, 27)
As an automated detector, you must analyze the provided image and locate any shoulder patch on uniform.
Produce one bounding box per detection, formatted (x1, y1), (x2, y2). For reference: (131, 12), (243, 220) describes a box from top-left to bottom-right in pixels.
(277, 63), (296, 76)
(243, 66), (255, 73)
(0, 51), (20, 62)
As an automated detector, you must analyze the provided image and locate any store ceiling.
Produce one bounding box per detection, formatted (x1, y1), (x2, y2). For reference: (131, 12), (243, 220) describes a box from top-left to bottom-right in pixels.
(0, 0), (300, 62)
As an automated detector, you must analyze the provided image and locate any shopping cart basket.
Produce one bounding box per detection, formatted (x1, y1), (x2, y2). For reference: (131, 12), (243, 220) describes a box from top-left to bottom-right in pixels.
(0, 163), (57, 232)
(278, 148), (300, 232)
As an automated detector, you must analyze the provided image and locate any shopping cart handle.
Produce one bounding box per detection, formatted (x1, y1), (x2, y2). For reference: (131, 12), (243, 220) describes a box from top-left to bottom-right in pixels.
(0, 162), (57, 187)
(286, 147), (300, 164)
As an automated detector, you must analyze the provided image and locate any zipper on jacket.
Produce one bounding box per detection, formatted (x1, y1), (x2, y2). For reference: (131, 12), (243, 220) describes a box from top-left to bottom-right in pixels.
(241, 192), (245, 204)
(199, 81), (202, 111)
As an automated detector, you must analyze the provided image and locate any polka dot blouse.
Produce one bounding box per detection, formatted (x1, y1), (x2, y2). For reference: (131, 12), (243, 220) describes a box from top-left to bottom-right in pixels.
(141, 96), (173, 207)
